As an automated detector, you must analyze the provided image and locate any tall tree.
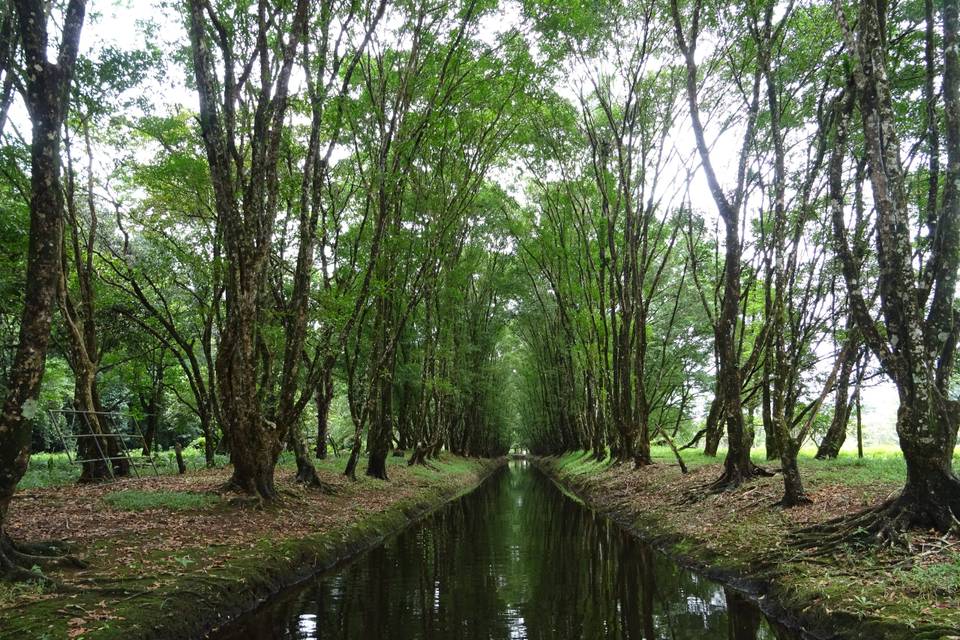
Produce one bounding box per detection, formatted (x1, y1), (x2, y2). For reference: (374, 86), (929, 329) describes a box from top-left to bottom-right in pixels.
(187, 0), (311, 498)
(805, 0), (960, 540)
(670, 0), (769, 489)
(0, 0), (87, 579)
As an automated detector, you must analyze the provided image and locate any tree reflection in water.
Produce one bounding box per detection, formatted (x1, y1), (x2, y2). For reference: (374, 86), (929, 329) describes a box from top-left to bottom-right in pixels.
(211, 461), (807, 640)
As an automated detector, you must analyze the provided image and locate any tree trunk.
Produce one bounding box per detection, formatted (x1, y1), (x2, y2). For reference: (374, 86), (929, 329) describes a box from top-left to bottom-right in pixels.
(804, 0), (960, 542)
(887, 394), (960, 532)
(776, 433), (811, 507)
(815, 340), (856, 459)
(140, 379), (161, 456)
(762, 353), (780, 459)
(856, 387), (863, 459)
(216, 300), (280, 497)
(671, 0), (764, 491)
(635, 412), (652, 468)
(365, 308), (395, 480)
(315, 371), (332, 459)
(202, 415), (216, 468)
(0, 0), (87, 580)
(174, 443), (187, 474)
(703, 395), (723, 457)
(343, 435), (362, 480)
(187, 0), (310, 500)
(288, 425), (332, 492)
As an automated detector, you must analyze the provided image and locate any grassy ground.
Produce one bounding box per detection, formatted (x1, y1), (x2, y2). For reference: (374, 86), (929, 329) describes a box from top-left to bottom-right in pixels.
(20, 449), (232, 490)
(540, 446), (960, 640)
(1, 453), (502, 639)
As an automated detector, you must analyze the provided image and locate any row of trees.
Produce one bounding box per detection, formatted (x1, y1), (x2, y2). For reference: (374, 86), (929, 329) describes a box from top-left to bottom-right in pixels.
(0, 0), (958, 579)
(0, 0), (530, 577)
(515, 0), (960, 541)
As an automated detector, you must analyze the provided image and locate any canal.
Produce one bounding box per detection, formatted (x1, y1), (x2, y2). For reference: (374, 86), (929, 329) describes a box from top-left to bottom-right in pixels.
(209, 460), (808, 639)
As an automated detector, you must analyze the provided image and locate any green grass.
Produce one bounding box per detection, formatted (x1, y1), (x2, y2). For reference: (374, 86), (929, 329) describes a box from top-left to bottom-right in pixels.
(27, 440), (951, 493)
(103, 489), (221, 512)
(22, 445), (491, 492)
(21, 449), (230, 490)
(644, 444), (959, 485)
(905, 556), (960, 599)
(302, 450), (486, 482)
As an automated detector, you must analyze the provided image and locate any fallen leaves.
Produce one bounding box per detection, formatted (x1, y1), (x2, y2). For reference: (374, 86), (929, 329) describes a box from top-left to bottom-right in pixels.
(2, 459), (471, 626)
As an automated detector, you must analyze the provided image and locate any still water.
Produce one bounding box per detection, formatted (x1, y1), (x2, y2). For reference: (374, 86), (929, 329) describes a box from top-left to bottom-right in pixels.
(209, 461), (807, 639)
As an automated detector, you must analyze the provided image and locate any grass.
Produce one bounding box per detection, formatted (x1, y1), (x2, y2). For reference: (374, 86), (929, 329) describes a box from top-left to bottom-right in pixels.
(0, 580), (45, 609)
(645, 443), (959, 485)
(557, 444), (919, 474)
(20, 449), (230, 490)
(102, 489), (221, 512)
(22, 445), (481, 492)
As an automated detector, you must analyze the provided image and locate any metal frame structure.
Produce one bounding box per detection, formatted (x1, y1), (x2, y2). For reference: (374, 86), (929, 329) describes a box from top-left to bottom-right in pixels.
(49, 409), (160, 479)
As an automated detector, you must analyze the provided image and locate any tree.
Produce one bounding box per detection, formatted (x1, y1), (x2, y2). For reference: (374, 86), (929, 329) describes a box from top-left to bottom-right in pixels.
(670, 0), (770, 490)
(0, 0), (87, 579)
(799, 0), (960, 542)
(186, 0), (310, 498)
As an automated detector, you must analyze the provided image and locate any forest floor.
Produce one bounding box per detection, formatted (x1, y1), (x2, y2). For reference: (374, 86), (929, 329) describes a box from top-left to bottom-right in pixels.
(538, 447), (960, 640)
(0, 453), (502, 639)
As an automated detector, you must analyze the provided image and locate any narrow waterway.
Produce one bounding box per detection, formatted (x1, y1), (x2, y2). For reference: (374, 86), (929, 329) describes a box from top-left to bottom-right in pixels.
(209, 461), (807, 639)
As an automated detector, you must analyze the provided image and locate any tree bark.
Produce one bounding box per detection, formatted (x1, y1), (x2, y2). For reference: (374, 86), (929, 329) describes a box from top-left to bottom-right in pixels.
(0, 0), (87, 579)
(315, 371), (333, 459)
(288, 425), (331, 491)
(703, 394), (724, 457)
(805, 0), (960, 541)
(187, 0), (310, 499)
(671, 0), (765, 489)
(816, 335), (858, 459)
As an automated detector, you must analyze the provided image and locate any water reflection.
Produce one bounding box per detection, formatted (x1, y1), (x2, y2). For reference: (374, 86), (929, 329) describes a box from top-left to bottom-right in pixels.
(209, 461), (806, 639)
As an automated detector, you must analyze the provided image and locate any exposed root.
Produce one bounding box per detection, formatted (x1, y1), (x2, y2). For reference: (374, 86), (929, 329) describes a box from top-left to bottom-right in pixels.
(705, 464), (773, 494)
(773, 493), (813, 508)
(217, 477), (247, 495)
(224, 495), (266, 509)
(789, 494), (960, 555)
(0, 532), (77, 584)
(294, 470), (337, 495)
(217, 475), (280, 501)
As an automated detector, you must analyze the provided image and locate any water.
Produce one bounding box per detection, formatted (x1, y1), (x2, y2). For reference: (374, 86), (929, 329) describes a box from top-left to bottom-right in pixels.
(209, 461), (806, 639)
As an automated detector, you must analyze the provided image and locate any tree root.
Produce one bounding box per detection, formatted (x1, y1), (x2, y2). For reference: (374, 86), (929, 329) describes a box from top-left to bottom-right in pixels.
(789, 495), (960, 555)
(0, 531), (84, 585)
(295, 469), (337, 495)
(773, 493), (813, 508)
(705, 463), (773, 494)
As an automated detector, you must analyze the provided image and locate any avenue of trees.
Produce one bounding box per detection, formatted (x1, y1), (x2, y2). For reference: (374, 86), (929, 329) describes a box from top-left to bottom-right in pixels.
(0, 0), (958, 576)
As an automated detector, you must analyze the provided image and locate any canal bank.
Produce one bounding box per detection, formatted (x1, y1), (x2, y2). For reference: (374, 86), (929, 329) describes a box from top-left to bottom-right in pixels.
(0, 455), (504, 640)
(535, 452), (960, 640)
